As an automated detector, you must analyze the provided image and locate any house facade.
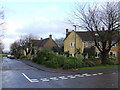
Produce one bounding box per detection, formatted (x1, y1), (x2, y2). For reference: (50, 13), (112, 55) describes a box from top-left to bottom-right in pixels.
(31, 35), (60, 53)
(64, 29), (120, 60)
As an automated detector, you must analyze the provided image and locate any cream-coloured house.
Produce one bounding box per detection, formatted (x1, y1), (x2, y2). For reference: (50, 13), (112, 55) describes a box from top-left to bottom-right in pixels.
(64, 29), (120, 60)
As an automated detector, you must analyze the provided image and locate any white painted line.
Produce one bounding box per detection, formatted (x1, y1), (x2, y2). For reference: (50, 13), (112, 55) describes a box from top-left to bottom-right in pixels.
(92, 74), (97, 76)
(78, 75), (84, 77)
(85, 74), (92, 77)
(82, 73), (91, 76)
(67, 75), (76, 79)
(31, 79), (39, 82)
(82, 73), (88, 75)
(59, 76), (68, 80)
(97, 73), (103, 75)
(40, 78), (50, 82)
(22, 73), (32, 82)
(50, 77), (59, 80)
(75, 74), (81, 77)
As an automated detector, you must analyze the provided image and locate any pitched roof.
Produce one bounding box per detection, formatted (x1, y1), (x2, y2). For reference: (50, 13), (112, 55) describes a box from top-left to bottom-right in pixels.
(31, 40), (41, 46)
(52, 46), (61, 52)
(77, 32), (94, 41)
(37, 38), (49, 47)
(65, 31), (94, 41)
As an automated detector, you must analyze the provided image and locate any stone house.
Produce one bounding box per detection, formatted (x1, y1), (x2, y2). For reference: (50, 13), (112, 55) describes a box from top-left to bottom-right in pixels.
(31, 35), (61, 53)
(64, 29), (120, 60)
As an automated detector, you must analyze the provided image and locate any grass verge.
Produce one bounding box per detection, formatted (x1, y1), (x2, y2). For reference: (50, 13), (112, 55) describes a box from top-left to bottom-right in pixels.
(79, 65), (120, 70)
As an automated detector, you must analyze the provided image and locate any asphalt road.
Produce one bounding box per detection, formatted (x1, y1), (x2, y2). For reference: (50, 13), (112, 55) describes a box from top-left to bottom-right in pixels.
(1, 57), (119, 88)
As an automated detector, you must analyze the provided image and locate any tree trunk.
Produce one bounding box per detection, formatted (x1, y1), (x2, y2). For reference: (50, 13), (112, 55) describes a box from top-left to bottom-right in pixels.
(101, 51), (109, 65)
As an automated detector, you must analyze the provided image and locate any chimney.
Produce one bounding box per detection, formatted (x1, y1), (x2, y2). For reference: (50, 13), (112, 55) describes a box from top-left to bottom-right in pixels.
(41, 37), (43, 40)
(66, 29), (69, 35)
(49, 34), (52, 38)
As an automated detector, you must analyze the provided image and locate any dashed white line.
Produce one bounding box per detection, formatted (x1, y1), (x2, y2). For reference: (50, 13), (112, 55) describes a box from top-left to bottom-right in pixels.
(40, 78), (50, 82)
(50, 77), (59, 80)
(92, 74), (97, 76)
(75, 74), (84, 77)
(59, 76), (68, 79)
(22, 72), (104, 83)
(67, 75), (76, 78)
(97, 73), (103, 75)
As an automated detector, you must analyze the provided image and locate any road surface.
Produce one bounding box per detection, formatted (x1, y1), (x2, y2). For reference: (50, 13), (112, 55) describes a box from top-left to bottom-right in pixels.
(1, 57), (119, 88)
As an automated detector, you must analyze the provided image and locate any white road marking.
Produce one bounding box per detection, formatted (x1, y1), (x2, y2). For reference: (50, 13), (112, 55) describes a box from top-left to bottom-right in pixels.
(67, 75), (76, 78)
(50, 77), (59, 80)
(85, 74), (92, 77)
(22, 72), (104, 83)
(97, 73), (103, 75)
(75, 74), (84, 77)
(59, 76), (68, 79)
(40, 78), (50, 82)
(22, 73), (39, 83)
(31, 79), (39, 82)
(82, 73), (91, 77)
(82, 73), (88, 75)
(92, 74), (97, 76)
(22, 73), (33, 82)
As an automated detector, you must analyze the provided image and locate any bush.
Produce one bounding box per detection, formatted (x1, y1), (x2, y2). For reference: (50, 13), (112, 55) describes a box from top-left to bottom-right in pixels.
(63, 58), (84, 69)
(63, 59), (75, 69)
(32, 56), (38, 62)
(56, 55), (65, 67)
(83, 58), (101, 67)
(76, 54), (84, 61)
(45, 58), (59, 68)
(44, 55), (65, 68)
(84, 60), (95, 67)
(107, 56), (118, 65)
(36, 49), (56, 64)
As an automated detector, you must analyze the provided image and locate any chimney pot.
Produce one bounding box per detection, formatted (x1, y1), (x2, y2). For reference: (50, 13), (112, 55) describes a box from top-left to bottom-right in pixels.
(66, 29), (69, 35)
(49, 34), (52, 38)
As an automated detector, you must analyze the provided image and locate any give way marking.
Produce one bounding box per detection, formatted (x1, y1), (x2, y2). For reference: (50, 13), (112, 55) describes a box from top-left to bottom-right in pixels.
(22, 73), (39, 83)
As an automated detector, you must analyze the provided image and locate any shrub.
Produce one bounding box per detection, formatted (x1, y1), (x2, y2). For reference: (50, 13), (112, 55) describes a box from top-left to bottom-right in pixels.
(107, 56), (118, 65)
(63, 59), (75, 69)
(56, 55), (65, 67)
(45, 58), (59, 68)
(84, 61), (95, 67)
(36, 49), (56, 64)
(32, 56), (38, 62)
(63, 58), (84, 69)
(76, 54), (84, 61)
(83, 58), (101, 66)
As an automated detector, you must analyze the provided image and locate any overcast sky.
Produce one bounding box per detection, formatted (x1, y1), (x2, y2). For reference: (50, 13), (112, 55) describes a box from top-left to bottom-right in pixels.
(1, 0), (118, 52)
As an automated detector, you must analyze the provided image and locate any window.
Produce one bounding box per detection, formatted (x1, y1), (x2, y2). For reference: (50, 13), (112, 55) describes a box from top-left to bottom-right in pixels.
(109, 52), (116, 56)
(85, 42), (88, 47)
(70, 42), (75, 47)
(70, 42), (72, 46)
(73, 42), (75, 46)
(95, 52), (100, 58)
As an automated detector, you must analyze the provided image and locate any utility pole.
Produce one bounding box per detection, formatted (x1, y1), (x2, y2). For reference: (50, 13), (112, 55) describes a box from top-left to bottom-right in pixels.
(73, 25), (77, 57)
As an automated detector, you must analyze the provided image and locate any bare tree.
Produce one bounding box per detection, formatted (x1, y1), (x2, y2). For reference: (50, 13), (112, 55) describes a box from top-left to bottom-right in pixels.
(0, 6), (5, 53)
(10, 34), (38, 57)
(55, 38), (64, 48)
(70, 2), (120, 64)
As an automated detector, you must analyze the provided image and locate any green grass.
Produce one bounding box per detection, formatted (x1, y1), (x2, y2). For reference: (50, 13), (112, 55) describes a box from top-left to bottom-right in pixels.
(79, 65), (120, 70)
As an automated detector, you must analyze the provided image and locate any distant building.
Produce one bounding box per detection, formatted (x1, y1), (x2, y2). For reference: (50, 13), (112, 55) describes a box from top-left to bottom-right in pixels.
(31, 35), (61, 53)
(64, 29), (120, 60)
